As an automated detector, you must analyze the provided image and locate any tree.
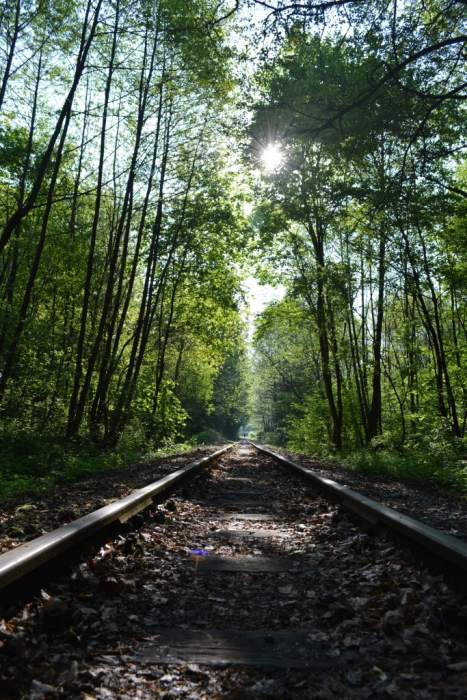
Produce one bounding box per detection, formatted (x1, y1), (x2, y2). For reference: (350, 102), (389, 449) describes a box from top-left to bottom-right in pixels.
(249, 17), (465, 453)
(0, 0), (249, 453)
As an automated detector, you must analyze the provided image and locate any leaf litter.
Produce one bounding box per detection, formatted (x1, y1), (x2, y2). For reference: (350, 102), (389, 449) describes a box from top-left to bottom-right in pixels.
(0, 444), (466, 698)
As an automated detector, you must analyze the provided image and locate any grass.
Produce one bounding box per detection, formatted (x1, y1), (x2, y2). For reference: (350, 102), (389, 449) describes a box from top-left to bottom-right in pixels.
(283, 432), (467, 496)
(0, 433), (200, 501)
(341, 446), (467, 494)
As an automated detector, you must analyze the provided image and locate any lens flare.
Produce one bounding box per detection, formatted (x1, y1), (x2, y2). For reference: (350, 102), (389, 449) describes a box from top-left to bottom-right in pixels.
(261, 143), (283, 172)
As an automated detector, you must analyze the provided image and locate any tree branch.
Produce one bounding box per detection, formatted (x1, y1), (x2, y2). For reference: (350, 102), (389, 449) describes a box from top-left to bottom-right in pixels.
(254, 0), (359, 14)
(293, 34), (467, 137)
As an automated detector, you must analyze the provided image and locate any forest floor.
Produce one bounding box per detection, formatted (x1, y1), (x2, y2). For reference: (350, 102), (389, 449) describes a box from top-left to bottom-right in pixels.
(266, 446), (467, 541)
(1, 444), (467, 699)
(0, 437), (208, 501)
(0, 445), (217, 555)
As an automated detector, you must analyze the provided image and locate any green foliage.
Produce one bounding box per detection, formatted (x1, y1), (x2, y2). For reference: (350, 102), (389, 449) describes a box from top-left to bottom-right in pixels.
(150, 380), (188, 444)
(343, 439), (467, 493)
(0, 424), (196, 501)
(194, 428), (229, 445)
(250, 7), (466, 469)
(1, 0), (465, 498)
(0, 0), (250, 489)
(209, 345), (250, 439)
(287, 395), (332, 455)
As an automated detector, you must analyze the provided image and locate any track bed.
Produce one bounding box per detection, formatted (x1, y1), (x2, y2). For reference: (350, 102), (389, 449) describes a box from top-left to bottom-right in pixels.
(1, 443), (467, 698)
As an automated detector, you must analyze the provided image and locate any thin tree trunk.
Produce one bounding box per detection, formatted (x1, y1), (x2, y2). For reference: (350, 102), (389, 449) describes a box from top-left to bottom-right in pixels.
(0, 0), (102, 255)
(0, 103), (73, 401)
(367, 231), (386, 441)
(67, 1), (120, 437)
(0, 49), (42, 354)
(0, 0), (21, 113)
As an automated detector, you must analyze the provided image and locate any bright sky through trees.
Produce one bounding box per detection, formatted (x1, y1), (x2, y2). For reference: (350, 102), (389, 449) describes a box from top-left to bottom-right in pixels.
(260, 143), (283, 172)
(243, 278), (286, 340)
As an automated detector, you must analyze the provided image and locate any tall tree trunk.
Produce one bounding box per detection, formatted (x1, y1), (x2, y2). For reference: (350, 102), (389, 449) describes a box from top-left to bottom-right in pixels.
(367, 230), (386, 441)
(313, 234), (342, 449)
(67, 1), (120, 437)
(0, 104), (73, 401)
(0, 49), (42, 355)
(0, 0), (20, 113)
(0, 0), (102, 255)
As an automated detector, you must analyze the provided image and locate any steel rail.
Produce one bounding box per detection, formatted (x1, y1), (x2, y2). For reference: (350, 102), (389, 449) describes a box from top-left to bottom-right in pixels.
(0, 444), (235, 592)
(249, 441), (467, 581)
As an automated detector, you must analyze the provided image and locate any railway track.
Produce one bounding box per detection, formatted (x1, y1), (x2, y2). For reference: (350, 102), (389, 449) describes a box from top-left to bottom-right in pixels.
(0, 444), (234, 596)
(1, 442), (467, 698)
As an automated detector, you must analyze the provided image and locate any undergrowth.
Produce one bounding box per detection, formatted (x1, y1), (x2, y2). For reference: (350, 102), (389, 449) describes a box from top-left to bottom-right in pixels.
(0, 427), (221, 500)
(341, 445), (467, 494)
(279, 432), (467, 495)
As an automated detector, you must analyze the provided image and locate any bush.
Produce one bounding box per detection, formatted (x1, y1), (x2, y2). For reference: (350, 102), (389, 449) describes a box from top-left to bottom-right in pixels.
(343, 437), (467, 491)
(287, 395), (331, 455)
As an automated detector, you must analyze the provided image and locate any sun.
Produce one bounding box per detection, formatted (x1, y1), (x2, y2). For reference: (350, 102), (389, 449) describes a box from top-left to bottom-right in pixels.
(260, 143), (283, 172)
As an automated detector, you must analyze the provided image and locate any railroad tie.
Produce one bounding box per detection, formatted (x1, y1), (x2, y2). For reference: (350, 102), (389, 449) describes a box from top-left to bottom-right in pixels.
(133, 629), (334, 669)
(132, 444), (329, 669)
